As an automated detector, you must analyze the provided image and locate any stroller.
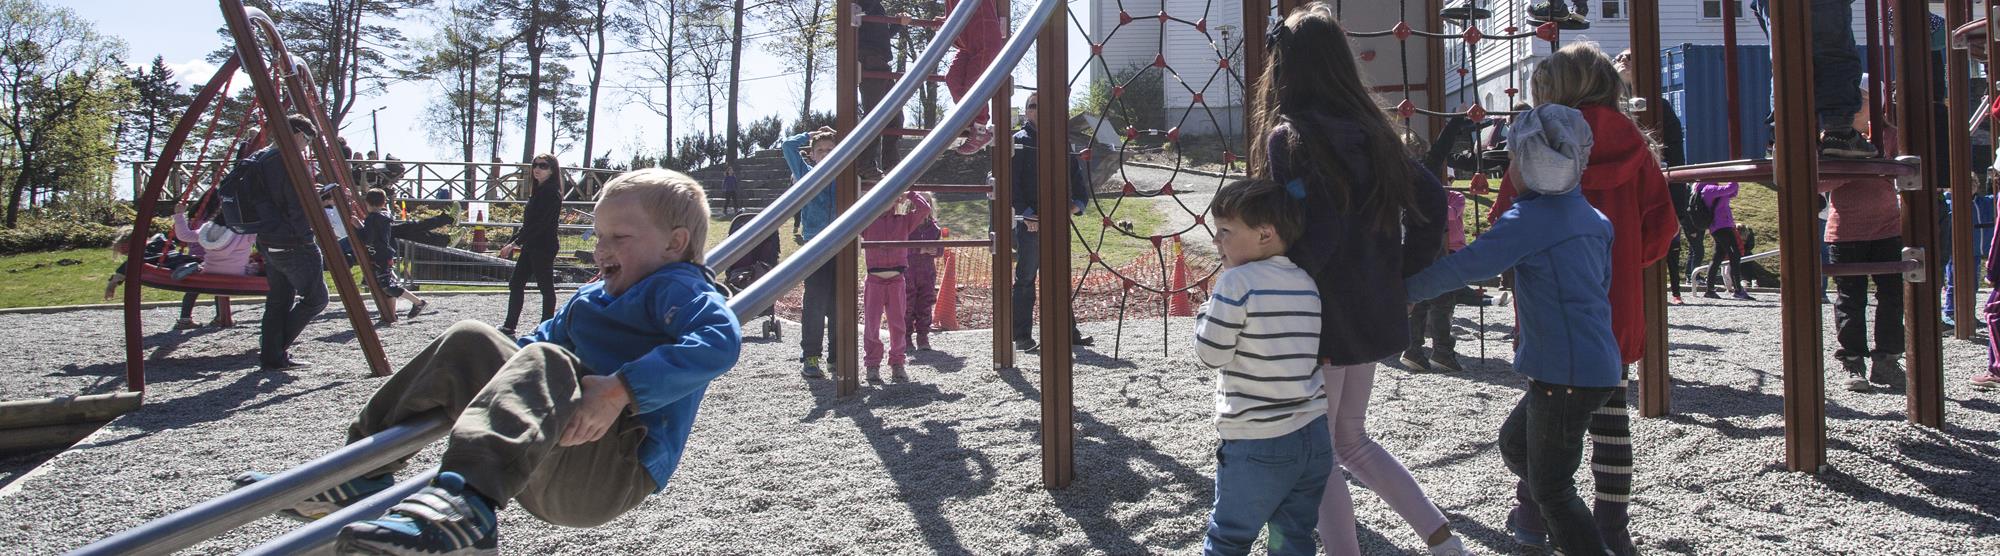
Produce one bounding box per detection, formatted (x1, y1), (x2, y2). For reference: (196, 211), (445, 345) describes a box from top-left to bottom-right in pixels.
(725, 211), (783, 340)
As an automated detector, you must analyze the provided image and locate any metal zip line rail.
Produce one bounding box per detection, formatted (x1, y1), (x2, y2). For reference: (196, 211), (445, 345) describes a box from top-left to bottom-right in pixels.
(727, 0), (1064, 321)
(701, 0), (986, 273)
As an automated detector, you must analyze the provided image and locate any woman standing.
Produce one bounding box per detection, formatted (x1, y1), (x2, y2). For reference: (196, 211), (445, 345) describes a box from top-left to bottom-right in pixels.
(499, 153), (565, 335)
(1249, 4), (1465, 554)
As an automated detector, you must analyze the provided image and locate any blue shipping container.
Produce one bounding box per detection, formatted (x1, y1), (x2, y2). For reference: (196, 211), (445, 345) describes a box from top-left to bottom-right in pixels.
(1662, 44), (1773, 165)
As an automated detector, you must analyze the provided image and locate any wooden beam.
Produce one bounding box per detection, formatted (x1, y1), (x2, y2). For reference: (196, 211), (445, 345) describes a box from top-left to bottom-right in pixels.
(1948, 0), (1978, 342)
(993, 0), (1016, 372)
(1036, 2), (1074, 490)
(835, 0), (861, 397)
(1770, 0), (1828, 473)
(1894, 0), (1945, 428)
(1629, 0), (1670, 417)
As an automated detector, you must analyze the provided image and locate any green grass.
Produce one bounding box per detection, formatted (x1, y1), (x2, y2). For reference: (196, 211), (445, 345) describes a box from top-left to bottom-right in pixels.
(0, 248), (191, 308)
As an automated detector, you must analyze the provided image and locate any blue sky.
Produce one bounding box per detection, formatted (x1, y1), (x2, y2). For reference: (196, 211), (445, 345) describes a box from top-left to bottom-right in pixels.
(65, 0), (1087, 173)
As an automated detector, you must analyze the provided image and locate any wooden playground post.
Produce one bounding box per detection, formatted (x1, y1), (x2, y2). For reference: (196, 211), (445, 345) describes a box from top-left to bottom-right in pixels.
(992, 0), (1016, 372)
(1630, 0), (1670, 417)
(222, 0), (391, 377)
(1035, 4), (1074, 490)
(1769, 0), (1828, 472)
(835, 0), (862, 397)
(1948, 0), (1977, 342)
(1893, 0), (1945, 427)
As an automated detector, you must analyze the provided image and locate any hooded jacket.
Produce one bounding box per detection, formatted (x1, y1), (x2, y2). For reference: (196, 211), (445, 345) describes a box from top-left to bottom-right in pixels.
(1270, 111), (1448, 365)
(1409, 106), (1620, 387)
(1492, 103), (1677, 366)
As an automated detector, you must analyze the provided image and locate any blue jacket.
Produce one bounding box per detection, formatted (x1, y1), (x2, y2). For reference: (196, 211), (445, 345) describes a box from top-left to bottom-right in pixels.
(1404, 191), (1622, 387)
(523, 262), (743, 490)
(781, 132), (838, 242)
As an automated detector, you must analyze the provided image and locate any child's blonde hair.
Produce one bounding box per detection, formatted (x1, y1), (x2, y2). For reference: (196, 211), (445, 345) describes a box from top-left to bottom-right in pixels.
(1531, 43), (1623, 109)
(598, 168), (710, 264)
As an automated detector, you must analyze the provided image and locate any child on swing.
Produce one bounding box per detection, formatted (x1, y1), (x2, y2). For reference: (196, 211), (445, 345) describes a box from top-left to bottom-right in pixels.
(234, 169), (741, 555)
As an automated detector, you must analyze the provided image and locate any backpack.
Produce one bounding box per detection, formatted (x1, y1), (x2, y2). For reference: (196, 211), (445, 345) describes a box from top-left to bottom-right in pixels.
(1685, 188), (1717, 232)
(216, 150), (284, 235)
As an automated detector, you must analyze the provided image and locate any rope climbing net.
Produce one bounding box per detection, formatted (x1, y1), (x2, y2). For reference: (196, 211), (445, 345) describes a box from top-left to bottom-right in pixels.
(1052, 0), (1562, 357)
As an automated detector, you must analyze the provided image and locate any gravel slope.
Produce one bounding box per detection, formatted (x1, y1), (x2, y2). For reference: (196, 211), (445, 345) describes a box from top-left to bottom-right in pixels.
(0, 293), (1996, 554)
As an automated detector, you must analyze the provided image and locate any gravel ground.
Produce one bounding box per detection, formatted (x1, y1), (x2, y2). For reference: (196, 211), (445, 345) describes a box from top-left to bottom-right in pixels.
(0, 293), (1997, 554)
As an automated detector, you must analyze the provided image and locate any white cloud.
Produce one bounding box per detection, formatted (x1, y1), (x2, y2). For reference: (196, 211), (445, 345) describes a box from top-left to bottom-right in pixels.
(163, 58), (252, 96)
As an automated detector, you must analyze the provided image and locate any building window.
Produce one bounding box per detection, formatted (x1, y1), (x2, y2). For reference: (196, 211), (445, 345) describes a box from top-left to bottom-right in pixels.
(1599, 0), (1626, 20)
(1701, 0), (1745, 19)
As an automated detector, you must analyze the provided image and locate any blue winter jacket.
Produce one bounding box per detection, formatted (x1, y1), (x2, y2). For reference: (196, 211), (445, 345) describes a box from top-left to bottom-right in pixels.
(523, 262), (743, 490)
(1404, 190), (1622, 387)
(781, 132), (838, 242)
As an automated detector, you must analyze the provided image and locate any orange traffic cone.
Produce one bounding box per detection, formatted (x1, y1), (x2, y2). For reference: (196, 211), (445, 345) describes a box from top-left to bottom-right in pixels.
(1168, 237), (1193, 317)
(932, 230), (961, 330)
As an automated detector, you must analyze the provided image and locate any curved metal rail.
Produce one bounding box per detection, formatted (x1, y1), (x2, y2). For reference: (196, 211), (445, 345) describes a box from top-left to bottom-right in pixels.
(701, 0), (992, 273)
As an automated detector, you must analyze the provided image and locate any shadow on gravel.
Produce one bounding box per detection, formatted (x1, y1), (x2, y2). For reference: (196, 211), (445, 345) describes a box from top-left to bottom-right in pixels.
(908, 348), (967, 374)
(76, 371), (351, 450)
(1667, 323), (1747, 335)
(830, 384), (990, 554)
(52, 351), (256, 393)
(1816, 436), (2000, 527)
(991, 367), (1209, 553)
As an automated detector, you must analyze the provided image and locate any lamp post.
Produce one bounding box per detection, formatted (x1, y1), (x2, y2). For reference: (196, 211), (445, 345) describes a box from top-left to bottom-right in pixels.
(366, 106), (386, 156)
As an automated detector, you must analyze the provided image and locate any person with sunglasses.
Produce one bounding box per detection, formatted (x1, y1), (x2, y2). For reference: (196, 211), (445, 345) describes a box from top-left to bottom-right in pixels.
(499, 153), (568, 336)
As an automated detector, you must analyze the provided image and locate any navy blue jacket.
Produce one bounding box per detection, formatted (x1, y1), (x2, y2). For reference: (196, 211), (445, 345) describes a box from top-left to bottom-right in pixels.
(247, 148), (315, 247)
(1270, 113), (1448, 365)
(1010, 122), (1092, 220)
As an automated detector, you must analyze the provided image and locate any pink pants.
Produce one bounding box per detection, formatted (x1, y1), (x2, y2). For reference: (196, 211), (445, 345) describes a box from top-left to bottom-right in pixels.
(863, 273), (909, 367)
(1317, 362), (1449, 554)
(944, 21), (1001, 125)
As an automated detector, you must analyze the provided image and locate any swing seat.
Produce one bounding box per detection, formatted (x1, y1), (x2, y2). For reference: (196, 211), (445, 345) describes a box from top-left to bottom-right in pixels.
(1663, 157), (1920, 186)
(136, 263), (269, 296)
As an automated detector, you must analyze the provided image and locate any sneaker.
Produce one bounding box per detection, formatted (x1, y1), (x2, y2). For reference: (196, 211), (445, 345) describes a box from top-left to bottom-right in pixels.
(496, 326), (516, 337)
(1842, 357), (1873, 392)
(916, 336), (932, 352)
(230, 471), (395, 522)
(1428, 535), (1474, 556)
(1015, 338), (1040, 353)
(174, 318), (201, 330)
(1401, 349), (1432, 371)
(1971, 370), (2000, 390)
(801, 356), (825, 379)
(407, 299), (428, 319)
(1432, 351), (1465, 373)
(260, 359), (312, 371)
(1072, 334), (1096, 347)
(1670, 295), (1684, 305)
(338, 471), (497, 556)
(208, 317), (232, 328)
(1702, 291), (1723, 300)
(955, 124), (995, 155)
(890, 364), (909, 382)
(1505, 509), (1550, 550)
(866, 366), (883, 383)
(1732, 289), (1756, 301)
(1821, 128), (1881, 158)
(1527, 1), (1589, 30)
(1870, 353), (1905, 390)
(171, 262), (202, 281)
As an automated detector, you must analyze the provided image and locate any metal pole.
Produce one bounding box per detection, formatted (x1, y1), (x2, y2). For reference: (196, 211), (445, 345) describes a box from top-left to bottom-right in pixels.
(1034, 0), (1073, 490)
(1894, 0), (1945, 428)
(66, 414), (448, 556)
(1631, 0), (1669, 417)
(370, 106), (384, 155)
(1769, 0), (1828, 473)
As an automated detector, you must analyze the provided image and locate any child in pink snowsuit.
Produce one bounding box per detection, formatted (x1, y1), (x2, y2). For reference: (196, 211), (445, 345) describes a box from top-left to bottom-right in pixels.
(945, 0), (1003, 154)
(905, 203), (943, 351)
(861, 191), (935, 381)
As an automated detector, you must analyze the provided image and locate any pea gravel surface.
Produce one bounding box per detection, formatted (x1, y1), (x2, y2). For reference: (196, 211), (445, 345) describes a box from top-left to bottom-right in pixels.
(0, 292), (1995, 554)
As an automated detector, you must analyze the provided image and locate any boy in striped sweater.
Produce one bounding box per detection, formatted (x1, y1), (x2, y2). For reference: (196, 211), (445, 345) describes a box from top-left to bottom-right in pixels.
(1194, 179), (1328, 556)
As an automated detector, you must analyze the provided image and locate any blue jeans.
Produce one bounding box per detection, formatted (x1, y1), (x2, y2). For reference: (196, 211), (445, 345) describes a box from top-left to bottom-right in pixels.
(1751, 0), (1862, 129)
(1205, 415), (1331, 556)
(258, 242), (328, 366)
(1501, 380), (1617, 556)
